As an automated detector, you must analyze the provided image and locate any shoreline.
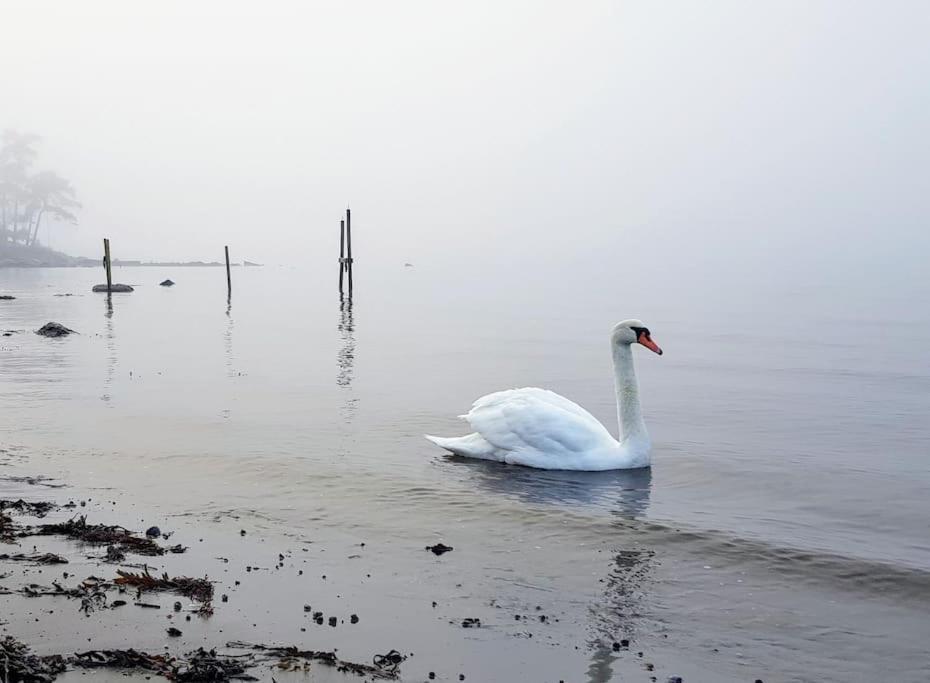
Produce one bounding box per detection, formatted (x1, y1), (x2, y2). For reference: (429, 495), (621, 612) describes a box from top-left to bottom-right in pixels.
(1, 453), (690, 683)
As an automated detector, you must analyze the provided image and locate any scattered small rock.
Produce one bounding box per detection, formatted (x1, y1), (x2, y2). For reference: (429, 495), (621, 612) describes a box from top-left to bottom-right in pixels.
(461, 618), (481, 628)
(92, 283), (134, 293)
(159, 279), (175, 287)
(145, 526), (161, 538)
(36, 322), (75, 338)
(166, 627), (182, 637)
(425, 543), (454, 556)
(0, 295), (15, 300)
(350, 614), (359, 624)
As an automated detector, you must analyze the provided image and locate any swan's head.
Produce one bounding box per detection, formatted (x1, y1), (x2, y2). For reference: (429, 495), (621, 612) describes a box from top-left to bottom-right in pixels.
(612, 319), (663, 355)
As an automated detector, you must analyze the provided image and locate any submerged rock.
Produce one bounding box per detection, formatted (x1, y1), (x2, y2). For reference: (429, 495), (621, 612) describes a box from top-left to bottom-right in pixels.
(159, 279), (175, 287)
(92, 283), (134, 292)
(36, 322), (75, 338)
(425, 543), (454, 556)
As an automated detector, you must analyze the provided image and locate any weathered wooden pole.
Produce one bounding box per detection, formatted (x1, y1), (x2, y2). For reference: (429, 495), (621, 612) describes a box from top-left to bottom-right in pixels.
(103, 238), (112, 293)
(339, 218), (345, 293)
(346, 208), (353, 294)
(225, 245), (231, 296)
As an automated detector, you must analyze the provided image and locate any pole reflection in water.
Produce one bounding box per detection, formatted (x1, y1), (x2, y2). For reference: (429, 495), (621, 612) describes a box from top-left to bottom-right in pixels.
(222, 296), (235, 419)
(101, 294), (115, 403)
(337, 294), (357, 422)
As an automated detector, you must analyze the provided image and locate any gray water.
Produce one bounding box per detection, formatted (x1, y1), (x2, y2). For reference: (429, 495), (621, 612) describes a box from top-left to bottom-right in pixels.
(1, 264), (929, 682)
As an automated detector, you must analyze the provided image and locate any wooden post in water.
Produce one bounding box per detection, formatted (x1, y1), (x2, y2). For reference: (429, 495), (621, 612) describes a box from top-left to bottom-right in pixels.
(225, 245), (231, 296)
(339, 218), (345, 293)
(345, 208), (353, 294)
(103, 238), (112, 293)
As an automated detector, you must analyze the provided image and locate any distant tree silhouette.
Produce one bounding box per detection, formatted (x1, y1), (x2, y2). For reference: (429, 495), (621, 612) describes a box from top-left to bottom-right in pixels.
(0, 130), (80, 247)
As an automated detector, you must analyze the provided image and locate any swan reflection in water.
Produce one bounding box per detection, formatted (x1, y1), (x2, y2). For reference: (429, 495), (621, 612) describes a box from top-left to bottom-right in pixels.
(444, 457), (652, 517)
(444, 457), (655, 683)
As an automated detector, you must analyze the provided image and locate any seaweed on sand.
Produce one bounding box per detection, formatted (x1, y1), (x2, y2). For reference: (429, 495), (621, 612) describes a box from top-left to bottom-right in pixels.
(70, 647), (255, 681)
(114, 568), (214, 603)
(227, 641), (402, 679)
(0, 552), (67, 564)
(19, 578), (109, 614)
(0, 636), (67, 683)
(0, 509), (14, 542)
(0, 499), (57, 517)
(35, 515), (185, 556)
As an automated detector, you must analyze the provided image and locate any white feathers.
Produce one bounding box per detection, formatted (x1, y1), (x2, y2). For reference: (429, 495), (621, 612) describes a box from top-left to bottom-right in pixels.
(425, 322), (657, 471)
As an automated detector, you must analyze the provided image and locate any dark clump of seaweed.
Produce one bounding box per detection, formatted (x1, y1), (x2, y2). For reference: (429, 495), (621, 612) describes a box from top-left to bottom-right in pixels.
(34, 515), (184, 556)
(0, 499), (57, 517)
(0, 636), (67, 683)
(0, 509), (15, 543)
(70, 647), (256, 681)
(173, 648), (256, 682)
(0, 552), (68, 564)
(19, 578), (109, 614)
(114, 567), (214, 603)
(228, 641), (401, 679)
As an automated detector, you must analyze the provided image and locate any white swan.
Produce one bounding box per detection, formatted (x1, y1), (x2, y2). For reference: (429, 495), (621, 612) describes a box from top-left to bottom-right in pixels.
(425, 320), (662, 471)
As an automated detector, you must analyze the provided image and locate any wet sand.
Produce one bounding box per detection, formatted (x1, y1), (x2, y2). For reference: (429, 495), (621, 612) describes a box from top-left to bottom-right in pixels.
(1, 461), (699, 683)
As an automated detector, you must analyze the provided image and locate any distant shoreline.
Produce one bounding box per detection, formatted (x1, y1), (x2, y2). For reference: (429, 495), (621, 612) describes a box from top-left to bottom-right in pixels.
(0, 245), (262, 268)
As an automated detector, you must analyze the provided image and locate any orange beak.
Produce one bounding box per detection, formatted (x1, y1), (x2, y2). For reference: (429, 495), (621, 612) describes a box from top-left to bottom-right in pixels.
(638, 332), (663, 355)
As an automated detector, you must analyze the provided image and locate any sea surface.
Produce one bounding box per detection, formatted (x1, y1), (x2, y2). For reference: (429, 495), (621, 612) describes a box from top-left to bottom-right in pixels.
(1, 263), (928, 682)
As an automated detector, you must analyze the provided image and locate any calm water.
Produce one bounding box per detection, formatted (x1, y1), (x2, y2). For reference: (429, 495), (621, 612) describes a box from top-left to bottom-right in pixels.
(1, 264), (928, 682)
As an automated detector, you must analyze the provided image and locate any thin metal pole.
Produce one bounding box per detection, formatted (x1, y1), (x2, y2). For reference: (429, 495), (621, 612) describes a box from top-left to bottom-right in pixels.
(346, 208), (353, 294)
(225, 245), (231, 296)
(103, 238), (112, 293)
(339, 219), (345, 293)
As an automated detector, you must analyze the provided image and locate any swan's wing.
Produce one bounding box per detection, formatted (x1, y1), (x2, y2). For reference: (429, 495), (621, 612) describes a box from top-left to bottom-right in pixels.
(464, 388), (615, 456)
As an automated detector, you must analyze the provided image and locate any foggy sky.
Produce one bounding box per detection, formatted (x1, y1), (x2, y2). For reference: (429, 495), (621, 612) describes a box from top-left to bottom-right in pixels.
(2, 1), (928, 286)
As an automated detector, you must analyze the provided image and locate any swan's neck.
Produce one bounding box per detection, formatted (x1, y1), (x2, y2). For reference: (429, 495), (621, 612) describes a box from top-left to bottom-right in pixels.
(612, 343), (648, 445)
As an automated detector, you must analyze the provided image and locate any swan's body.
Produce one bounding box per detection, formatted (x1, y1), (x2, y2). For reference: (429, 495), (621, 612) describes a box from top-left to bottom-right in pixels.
(426, 320), (662, 471)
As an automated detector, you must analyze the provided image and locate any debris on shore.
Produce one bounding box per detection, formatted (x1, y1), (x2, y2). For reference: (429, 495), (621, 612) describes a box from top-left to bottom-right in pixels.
(0, 636), (67, 683)
(35, 322), (75, 338)
(35, 515), (185, 556)
(0, 499), (57, 517)
(0, 552), (68, 564)
(114, 567), (214, 603)
(230, 641), (403, 679)
(0, 509), (15, 542)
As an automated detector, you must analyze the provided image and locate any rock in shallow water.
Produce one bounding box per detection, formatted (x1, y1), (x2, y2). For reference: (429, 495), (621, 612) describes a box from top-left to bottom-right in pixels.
(36, 322), (75, 337)
(92, 283), (134, 292)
